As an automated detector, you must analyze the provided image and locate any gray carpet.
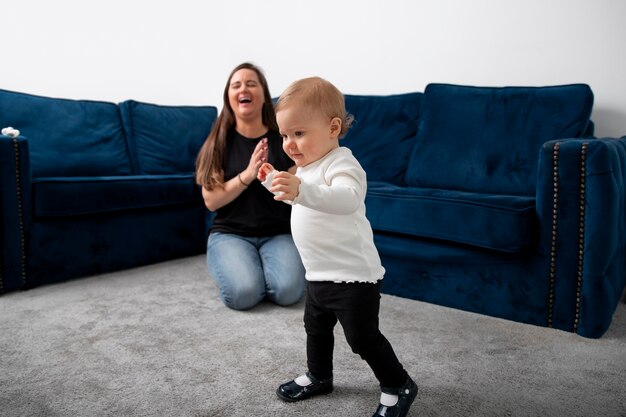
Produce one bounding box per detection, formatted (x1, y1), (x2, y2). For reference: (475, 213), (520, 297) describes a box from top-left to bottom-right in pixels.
(1, 255), (625, 417)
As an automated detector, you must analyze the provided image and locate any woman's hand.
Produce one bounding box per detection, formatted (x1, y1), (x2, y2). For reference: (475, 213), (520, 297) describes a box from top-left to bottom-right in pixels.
(202, 138), (269, 211)
(240, 138), (268, 185)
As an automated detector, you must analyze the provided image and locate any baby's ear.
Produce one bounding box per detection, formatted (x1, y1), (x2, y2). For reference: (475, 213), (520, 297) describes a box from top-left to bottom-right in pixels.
(329, 117), (342, 139)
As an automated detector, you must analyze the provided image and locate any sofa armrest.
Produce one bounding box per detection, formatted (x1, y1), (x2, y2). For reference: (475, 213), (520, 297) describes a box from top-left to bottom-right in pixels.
(0, 135), (31, 293)
(537, 137), (626, 337)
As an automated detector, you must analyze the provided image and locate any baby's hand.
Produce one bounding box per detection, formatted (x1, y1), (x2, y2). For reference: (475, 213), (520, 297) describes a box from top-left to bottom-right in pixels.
(261, 168), (283, 197)
(257, 162), (275, 182)
(270, 171), (300, 202)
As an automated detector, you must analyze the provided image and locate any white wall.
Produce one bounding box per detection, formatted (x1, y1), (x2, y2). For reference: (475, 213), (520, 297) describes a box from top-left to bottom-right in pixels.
(3, 0), (625, 137)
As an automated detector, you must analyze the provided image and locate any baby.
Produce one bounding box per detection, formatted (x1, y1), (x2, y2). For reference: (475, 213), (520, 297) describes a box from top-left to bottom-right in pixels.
(258, 76), (417, 417)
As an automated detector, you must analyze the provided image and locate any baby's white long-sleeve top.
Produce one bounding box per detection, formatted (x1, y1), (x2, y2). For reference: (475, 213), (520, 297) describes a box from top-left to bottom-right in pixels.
(290, 146), (385, 283)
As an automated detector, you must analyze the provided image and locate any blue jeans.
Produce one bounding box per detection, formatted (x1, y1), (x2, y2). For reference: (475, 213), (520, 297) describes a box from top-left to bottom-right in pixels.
(207, 232), (306, 310)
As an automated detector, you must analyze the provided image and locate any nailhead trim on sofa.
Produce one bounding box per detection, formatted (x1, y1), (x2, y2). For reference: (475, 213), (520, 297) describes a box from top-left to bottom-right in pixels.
(574, 143), (588, 332)
(547, 141), (589, 333)
(13, 137), (26, 288)
(548, 142), (560, 328)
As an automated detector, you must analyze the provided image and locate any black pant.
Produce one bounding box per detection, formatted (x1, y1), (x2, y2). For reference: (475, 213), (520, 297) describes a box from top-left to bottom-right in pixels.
(304, 280), (407, 389)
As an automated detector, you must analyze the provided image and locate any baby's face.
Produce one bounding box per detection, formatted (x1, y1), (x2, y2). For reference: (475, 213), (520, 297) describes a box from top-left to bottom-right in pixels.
(277, 106), (341, 167)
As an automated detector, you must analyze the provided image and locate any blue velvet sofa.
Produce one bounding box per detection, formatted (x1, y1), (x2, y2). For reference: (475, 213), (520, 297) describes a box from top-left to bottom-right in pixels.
(2, 84), (625, 339)
(0, 89), (216, 293)
(341, 84), (626, 338)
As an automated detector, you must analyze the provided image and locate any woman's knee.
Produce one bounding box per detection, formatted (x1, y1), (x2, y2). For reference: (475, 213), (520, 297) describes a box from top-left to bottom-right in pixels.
(212, 261), (266, 310)
(221, 283), (265, 310)
(266, 265), (306, 306)
(270, 279), (305, 306)
(206, 233), (265, 309)
(260, 235), (306, 306)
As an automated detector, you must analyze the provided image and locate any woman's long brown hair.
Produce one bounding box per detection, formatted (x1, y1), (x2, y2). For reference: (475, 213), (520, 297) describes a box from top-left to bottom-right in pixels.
(195, 62), (278, 190)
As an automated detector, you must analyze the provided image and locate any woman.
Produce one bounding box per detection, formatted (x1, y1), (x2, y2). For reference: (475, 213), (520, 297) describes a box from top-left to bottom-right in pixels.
(195, 62), (305, 310)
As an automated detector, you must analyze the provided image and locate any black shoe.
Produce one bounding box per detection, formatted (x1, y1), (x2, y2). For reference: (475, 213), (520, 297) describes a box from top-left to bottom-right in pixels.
(372, 376), (418, 417)
(276, 372), (333, 402)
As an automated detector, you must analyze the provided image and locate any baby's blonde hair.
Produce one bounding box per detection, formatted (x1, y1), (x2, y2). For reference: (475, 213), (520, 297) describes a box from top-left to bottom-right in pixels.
(276, 76), (353, 138)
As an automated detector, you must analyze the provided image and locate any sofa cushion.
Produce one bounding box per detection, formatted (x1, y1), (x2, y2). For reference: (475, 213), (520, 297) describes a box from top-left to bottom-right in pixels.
(365, 182), (537, 252)
(32, 174), (198, 217)
(342, 93), (422, 184)
(119, 100), (217, 175)
(405, 84), (594, 195)
(0, 89), (132, 178)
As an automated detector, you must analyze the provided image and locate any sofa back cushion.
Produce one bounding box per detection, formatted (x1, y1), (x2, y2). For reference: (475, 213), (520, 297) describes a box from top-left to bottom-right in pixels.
(0, 89), (132, 178)
(342, 93), (422, 184)
(405, 84), (594, 195)
(119, 100), (217, 175)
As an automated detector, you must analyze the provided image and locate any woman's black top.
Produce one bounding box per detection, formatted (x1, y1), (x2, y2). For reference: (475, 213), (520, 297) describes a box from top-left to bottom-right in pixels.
(210, 128), (294, 237)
